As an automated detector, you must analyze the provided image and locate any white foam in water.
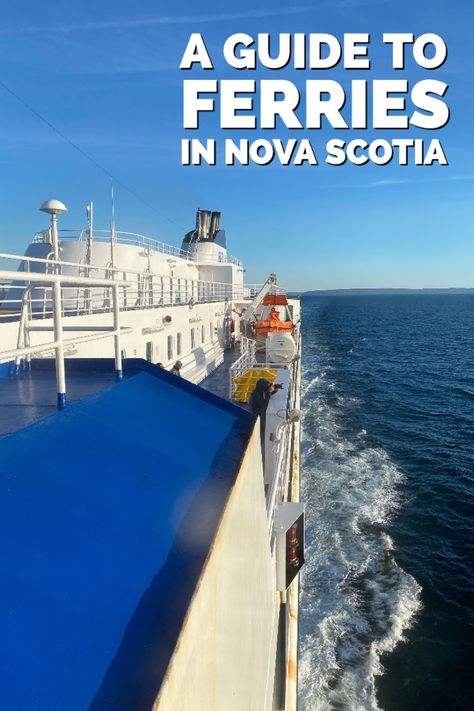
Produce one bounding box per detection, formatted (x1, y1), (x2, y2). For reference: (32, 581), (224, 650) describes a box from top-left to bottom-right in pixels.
(298, 368), (422, 711)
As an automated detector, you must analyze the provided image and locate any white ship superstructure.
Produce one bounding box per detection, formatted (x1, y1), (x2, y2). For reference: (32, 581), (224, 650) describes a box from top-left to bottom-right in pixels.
(0, 201), (303, 711)
(1, 204), (251, 385)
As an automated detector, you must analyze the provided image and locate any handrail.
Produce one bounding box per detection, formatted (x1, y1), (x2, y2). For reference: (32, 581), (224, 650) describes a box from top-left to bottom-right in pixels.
(0, 256), (289, 320)
(266, 424), (291, 533)
(0, 268), (130, 408)
(0, 282), (245, 322)
(266, 380), (301, 539)
(0, 270), (130, 287)
(0, 251), (126, 275)
(228, 337), (257, 400)
(228, 335), (299, 533)
(0, 250), (247, 286)
(0, 251), (250, 321)
(32, 229), (244, 267)
(243, 283), (287, 297)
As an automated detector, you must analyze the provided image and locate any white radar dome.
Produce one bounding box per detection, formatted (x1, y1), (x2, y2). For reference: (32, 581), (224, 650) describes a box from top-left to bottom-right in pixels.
(39, 199), (68, 215)
(266, 332), (296, 364)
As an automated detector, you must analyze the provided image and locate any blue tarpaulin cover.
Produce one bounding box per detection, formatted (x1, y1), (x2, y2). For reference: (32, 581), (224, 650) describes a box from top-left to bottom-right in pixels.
(0, 363), (254, 711)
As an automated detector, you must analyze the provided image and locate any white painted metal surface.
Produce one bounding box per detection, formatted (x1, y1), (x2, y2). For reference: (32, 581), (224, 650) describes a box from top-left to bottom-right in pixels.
(153, 428), (279, 711)
(32, 228), (243, 267)
(266, 332), (297, 364)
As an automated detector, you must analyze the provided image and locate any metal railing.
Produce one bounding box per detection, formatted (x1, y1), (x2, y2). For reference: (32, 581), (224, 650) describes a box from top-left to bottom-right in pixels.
(266, 423), (292, 535)
(0, 252), (252, 322)
(243, 283), (287, 298)
(228, 332), (301, 533)
(266, 351), (300, 536)
(32, 229), (243, 267)
(0, 266), (131, 409)
(228, 336), (257, 400)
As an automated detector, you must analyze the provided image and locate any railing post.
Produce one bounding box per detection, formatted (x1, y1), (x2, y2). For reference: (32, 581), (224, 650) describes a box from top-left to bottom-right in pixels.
(14, 290), (30, 375)
(113, 283), (123, 381)
(52, 279), (66, 408)
(49, 212), (67, 409)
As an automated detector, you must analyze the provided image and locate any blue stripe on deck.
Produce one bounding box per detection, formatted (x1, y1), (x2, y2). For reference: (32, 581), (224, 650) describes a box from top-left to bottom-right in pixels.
(0, 365), (254, 711)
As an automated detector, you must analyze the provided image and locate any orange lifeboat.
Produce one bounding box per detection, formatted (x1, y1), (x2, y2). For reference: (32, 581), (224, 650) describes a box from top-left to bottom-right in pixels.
(262, 294), (289, 306)
(255, 308), (293, 337)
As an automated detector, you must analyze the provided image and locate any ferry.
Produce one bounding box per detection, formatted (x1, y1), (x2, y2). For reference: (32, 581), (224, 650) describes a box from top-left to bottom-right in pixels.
(0, 200), (304, 711)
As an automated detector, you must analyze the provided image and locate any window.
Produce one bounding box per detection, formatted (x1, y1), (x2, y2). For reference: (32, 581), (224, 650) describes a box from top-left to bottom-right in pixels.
(177, 333), (182, 356)
(210, 322), (213, 341)
(146, 341), (153, 362)
(167, 335), (173, 361)
(201, 324), (205, 343)
(191, 328), (195, 349)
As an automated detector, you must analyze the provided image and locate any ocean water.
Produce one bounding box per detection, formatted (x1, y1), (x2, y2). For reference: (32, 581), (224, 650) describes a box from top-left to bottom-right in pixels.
(298, 295), (474, 711)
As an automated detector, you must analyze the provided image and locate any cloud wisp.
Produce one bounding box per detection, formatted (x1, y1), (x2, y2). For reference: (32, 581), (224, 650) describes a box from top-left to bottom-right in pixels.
(0, 7), (317, 36)
(370, 174), (474, 188)
(448, 174), (474, 181)
(371, 178), (413, 187)
(0, 1), (378, 36)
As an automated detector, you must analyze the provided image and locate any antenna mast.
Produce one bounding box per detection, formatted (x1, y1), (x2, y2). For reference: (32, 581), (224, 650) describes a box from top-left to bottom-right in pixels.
(86, 201), (93, 265)
(110, 181), (116, 268)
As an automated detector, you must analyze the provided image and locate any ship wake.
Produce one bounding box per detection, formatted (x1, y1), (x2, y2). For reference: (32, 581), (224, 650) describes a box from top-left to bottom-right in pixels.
(298, 370), (421, 711)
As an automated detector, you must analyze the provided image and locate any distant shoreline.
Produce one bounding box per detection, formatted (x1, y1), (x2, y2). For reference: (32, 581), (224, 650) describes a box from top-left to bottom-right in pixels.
(292, 288), (474, 296)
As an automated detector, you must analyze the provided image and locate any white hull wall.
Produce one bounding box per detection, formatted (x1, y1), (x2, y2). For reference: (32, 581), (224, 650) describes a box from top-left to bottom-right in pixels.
(0, 300), (232, 382)
(153, 427), (279, 711)
(25, 241), (244, 288)
(27, 241), (200, 280)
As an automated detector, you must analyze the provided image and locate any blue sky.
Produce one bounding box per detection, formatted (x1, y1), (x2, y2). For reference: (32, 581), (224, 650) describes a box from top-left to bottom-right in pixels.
(0, 0), (472, 289)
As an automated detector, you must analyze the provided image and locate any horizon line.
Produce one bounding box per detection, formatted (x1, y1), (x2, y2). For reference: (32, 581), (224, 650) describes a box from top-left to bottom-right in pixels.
(291, 287), (474, 294)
